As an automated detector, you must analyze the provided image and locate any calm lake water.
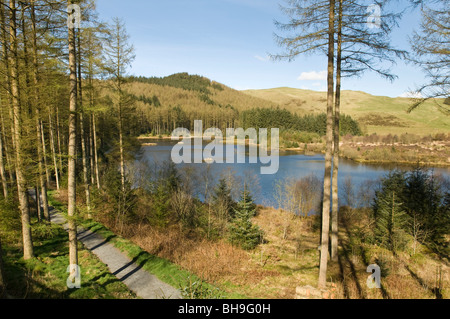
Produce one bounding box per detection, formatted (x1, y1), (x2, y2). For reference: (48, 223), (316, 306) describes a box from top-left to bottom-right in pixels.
(137, 140), (450, 208)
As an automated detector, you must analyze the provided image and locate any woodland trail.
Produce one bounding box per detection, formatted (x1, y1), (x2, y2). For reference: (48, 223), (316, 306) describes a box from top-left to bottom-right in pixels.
(30, 190), (182, 299)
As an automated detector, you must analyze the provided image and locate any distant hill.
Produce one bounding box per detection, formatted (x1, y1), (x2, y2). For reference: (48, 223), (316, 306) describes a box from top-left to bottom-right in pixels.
(123, 74), (449, 137)
(127, 73), (276, 113)
(242, 87), (450, 136)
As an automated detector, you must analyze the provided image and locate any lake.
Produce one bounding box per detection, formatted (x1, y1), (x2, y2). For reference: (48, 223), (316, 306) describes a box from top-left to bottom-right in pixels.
(137, 139), (450, 208)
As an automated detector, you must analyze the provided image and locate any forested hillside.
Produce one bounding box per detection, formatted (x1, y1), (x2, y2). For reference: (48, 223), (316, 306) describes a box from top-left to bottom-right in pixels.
(111, 73), (362, 138)
(124, 73), (275, 135)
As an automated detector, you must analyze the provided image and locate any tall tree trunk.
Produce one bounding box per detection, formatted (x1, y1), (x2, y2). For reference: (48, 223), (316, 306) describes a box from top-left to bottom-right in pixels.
(331, 0), (343, 263)
(89, 119), (95, 186)
(119, 104), (125, 193)
(40, 120), (50, 185)
(36, 119), (50, 221)
(29, 1), (50, 221)
(80, 111), (91, 210)
(318, 0), (335, 289)
(9, 0), (34, 260)
(56, 106), (63, 176)
(67, 7), (78, 268)
(0, 112), (12, 186)
(48, 113), (60, 190)
(35, 185), (42, 222)
(0, 238), (6, 298)
(0, 128), (8, 198)
(77, 33), (91, 212)
(92, 113), (100, 189)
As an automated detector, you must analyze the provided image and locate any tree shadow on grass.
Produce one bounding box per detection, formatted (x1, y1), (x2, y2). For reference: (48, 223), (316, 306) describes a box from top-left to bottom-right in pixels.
(338, 216), (391, 299)
(401, 259), (443, 299)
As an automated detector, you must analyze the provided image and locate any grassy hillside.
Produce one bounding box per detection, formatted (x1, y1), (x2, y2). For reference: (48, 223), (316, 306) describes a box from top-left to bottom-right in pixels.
(242, 87), (450, 136)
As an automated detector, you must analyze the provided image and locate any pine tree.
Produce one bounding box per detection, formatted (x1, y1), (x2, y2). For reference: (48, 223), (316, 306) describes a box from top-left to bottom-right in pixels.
(228, 190), (263, 250)
(212, 178), (235, 221)
(374, 191), (409, 252)
(235, 189), (257, 217)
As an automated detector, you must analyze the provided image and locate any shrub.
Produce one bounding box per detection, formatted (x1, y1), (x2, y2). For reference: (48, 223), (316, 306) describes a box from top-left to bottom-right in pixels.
(375, 254), (392, 278)
(180, 276), (224, 299)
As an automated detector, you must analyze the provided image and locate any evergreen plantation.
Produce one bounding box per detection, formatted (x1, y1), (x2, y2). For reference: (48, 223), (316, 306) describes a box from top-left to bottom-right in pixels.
(123, 73), (363, 137)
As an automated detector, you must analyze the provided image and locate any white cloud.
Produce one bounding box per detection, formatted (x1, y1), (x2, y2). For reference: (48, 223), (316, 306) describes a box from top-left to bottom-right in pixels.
(399, 91), (423, 99)
(298, 70), (327, 81)
(255, 55), (269, 62)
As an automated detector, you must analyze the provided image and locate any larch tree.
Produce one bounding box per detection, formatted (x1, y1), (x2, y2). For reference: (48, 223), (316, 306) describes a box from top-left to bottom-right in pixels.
(29, 0), (50, 221)
(75, 0), (99, 212)
(273, 0), (336, 289)
(103, 17), (135, 194)
(9, 0), (34, 260)
(409, 0), (449, 113)
(67, 0), (79, 268)
(83, 25), (106, 190)
(0, 1), (14, 190)
(319, 0), (336, 289)
(77, 30), (91, 212)
(330, 0), (406, 261)
(273, 0), (406, 286)
(331, 0), (343, 262)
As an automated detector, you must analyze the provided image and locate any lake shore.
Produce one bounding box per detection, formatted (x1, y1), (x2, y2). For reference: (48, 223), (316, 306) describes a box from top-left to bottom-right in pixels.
(139, 135), (450, 167)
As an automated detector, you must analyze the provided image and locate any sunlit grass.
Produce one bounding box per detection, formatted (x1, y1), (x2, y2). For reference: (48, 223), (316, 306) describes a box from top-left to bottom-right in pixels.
(1, 204), (136, 299)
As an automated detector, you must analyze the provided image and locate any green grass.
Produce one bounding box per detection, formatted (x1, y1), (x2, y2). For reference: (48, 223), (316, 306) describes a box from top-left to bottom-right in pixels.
(1, 200), (136, 299)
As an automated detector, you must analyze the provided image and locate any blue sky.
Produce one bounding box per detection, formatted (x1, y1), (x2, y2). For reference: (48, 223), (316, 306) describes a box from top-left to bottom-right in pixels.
(96, 0), (425, 98)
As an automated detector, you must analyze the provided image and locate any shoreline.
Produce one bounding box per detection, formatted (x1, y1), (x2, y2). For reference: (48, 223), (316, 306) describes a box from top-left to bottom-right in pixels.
(138, 136), (450, 168)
